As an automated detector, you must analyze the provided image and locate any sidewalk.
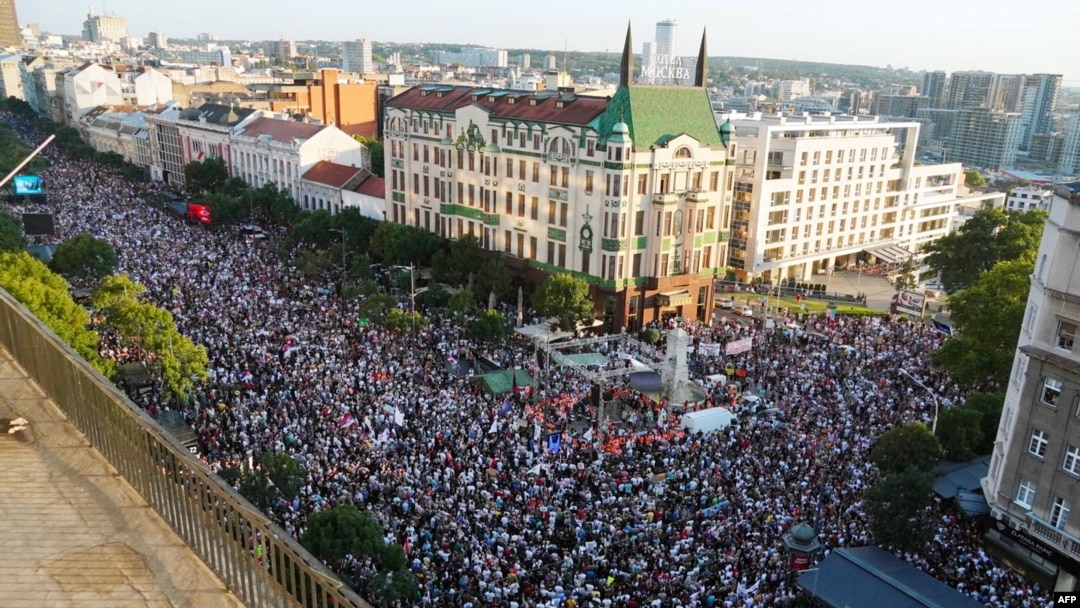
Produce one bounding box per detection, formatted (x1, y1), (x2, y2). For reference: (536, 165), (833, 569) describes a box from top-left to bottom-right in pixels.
(814, 270), (897, 311)
(0, 347), (246, 608)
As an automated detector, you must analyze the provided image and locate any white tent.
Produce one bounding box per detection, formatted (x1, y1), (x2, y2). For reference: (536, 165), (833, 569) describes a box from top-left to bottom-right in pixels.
(515, 322), (573, 344)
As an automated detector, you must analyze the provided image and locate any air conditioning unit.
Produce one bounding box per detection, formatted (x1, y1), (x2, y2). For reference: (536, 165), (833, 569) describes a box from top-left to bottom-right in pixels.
(991, 508), (1005, 521)
(1009, 519), (1022, 530)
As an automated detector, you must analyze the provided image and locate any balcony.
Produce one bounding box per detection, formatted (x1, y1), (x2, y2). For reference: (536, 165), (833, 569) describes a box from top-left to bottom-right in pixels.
(652, 192), (679, 205)
(686, 190), (710, 203)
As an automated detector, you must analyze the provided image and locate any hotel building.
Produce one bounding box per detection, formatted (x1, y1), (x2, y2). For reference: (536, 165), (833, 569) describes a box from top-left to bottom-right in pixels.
(384, 27), (733, 330)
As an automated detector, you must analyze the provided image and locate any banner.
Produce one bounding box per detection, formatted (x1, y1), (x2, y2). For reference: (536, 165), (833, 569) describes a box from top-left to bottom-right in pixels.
(895, 290), (927, 317)
(698, 343), (722, 357)
(187, 203), (212, 224)
(725, 337), (753, 356)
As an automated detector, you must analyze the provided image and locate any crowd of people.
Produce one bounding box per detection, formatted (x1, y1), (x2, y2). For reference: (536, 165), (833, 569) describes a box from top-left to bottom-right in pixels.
(0, 111), (1057, 607)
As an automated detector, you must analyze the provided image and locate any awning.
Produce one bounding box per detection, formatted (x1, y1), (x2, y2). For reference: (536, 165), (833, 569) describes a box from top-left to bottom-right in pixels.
(470, 369), (533, 395)
(933, 455), (991, 499)
(865, 244), (914, 265)
(515, 323), (573, 343)
(553, 353), (610, 367)
(657, 290), (692, 307)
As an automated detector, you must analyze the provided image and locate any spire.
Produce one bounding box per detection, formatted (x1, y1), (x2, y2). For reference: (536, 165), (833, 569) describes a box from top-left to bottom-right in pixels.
(694, 28), (708, 87)
(619, 21), (633, 88)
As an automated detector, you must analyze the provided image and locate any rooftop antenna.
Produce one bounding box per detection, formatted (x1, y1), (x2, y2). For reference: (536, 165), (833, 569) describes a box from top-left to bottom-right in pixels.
(562, 38), (568, 73)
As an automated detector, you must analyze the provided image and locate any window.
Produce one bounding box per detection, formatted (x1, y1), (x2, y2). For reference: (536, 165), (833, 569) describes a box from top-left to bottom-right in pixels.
(549, 166), (558, 186)
(585, 170), (594, 194)
(587, 140), (595, 157)
(532, 163), (540, 182)
(638, 174), (647, 195)
(1025, 304), (1039, 334)
(635, 211), (645, 235)
(1051, 497), (1071, 530)
(1016, 479), (1036, 508)
(530, 197), (539, 220)
(1064, 446), (1080, 475)
(1058, 321), (1077, 351)
(1043, 378), (1063, 406)
(506, 158), (513, 178)
(1029, 429), (1049, 458)
(547, 200), (557, 224)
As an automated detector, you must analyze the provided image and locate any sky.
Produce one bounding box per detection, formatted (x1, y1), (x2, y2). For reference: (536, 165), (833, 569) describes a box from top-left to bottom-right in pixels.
(17, 0), (1080, 86)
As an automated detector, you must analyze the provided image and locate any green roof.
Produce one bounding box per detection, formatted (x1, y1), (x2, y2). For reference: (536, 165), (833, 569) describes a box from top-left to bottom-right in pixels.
(470, 369), (533, 395)
(552, 352), (610, 368)
(596, 85), (725, 150)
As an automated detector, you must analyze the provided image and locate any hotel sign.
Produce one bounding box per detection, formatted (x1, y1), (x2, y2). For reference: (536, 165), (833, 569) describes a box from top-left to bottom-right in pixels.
(657, 159), (709, 169)
(642, 54), (691, 81)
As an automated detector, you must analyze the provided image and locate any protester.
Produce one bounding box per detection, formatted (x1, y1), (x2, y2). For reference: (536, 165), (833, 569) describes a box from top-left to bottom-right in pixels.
(0, 111), (1052, 608)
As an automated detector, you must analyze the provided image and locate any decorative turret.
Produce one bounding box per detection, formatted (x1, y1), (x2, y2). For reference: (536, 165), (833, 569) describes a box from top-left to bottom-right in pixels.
(619, 22), (633, 88)
(719, 117), (736, 147)
(694, 29), (708, 88)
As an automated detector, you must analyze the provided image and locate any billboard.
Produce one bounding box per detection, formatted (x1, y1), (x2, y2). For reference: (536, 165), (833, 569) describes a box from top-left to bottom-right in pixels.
(12, 175), (43, 196)
(895, 290), (927, 317)
(22, 213), (55, 236)
(187, 203), (212, 224)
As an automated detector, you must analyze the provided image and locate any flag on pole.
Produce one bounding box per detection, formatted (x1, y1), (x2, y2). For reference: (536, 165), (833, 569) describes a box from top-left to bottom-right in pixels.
(583, 428), (594, 442)
(338, 413), (356, 429)
(499, 396), (513, 415)
(393, 407), (405, 427)
(488, 418), (499, 435)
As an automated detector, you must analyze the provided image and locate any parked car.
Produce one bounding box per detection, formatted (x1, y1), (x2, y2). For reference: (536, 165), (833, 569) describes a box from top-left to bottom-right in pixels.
(731, 304), (754, 317)
(717, 297), (735, 309)
(240, 224), (267, 240)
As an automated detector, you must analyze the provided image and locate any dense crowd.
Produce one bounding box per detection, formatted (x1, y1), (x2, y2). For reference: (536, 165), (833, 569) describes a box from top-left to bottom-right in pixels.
(0, 112), (1056, 607)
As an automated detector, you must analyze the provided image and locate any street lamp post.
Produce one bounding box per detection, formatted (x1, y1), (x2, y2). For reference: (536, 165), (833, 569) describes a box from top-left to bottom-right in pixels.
(900, 368), (940, 435)
(328, 228), (347, 287)
(392, 264), (418, 339)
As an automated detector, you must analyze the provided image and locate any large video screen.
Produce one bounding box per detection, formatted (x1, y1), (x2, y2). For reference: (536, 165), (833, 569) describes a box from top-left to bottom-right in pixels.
(22, 213), (55, 236)
(12, 175), (44, 196)
(187, 204), (212, 224)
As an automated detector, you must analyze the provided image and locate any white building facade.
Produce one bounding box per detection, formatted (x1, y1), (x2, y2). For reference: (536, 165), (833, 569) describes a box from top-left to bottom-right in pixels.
(1005, 186), (1054, 212)
(342, 39), (373, 75)
(984, 181), (1080, 591)
(726, 112), (1004, 282)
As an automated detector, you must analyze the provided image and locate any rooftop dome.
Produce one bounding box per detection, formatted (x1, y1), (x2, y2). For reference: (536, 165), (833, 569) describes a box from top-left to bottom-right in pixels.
(612, 121), (629, 134)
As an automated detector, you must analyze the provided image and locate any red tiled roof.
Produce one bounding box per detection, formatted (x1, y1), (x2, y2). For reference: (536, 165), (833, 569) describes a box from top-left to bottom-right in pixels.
(238, 117), (324, 143)
(301, 161), (363, 188)
(387, 85), (610, 126)
(354, 176), (386, 198)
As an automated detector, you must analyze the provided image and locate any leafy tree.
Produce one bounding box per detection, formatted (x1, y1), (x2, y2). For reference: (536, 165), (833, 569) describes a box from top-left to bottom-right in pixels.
(354, 135), (384, 178)
(370, 222), (444, 266)
(923, 206), (1045, 293)
(302, 505), (387, 568)
(51, 232), (118, 285)
(251, 183), (302, 225)
(293, 249), (335, 279)
(200, 191), (247, 224)
(892, 257), (917, 292)
(183, 157), (230, 196)
(287, 210), (336, 249)
(533, 273), (595, 332)
(415, 283), (452, 310)
(935, 406), (984, 462)
(964, 169), (986, 188)
(90, 274), (208, 399)
(473, 257), (513, 306)
(469, 309), (511, 342)
(0, 211), (26, 252)
(865, 467), (935, 551)
(238, 451), (306, 510)
(221, 176), (250, 199)
(640, 327), (661, 345)
(384, 307), (428, 333)
(964, 393), (1005, 455)
(432, 234), (481, 288)
(930, 259), (1031, 388)
(358, 293), (397, 326)
(0, 251), (113, 377)
(870, 422), (942, 475)
(448, 288), (475, 316)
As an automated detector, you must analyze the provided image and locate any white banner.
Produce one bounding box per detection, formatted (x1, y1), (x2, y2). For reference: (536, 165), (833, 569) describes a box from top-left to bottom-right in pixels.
(725, 337), (753, 356)
(895, 290), (927, 317)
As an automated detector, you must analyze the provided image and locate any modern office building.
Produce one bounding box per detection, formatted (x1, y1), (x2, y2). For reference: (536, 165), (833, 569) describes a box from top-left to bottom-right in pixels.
(342, 39), (374, 74)
(1020, 74), (1063, 151)
(82, 9), (128, 44)
(435, 47), (509, 68)
(148, 32), (167, 50)
(0, 0), (21, 47)
(871, 94), (926, 119)
(264, 39), (298, 61)
(723, 112), (1002, 282)
(949, 108), (1025, 169)
(922, 71), (946, 109)
(384, 27), (731, 330)
(1003, 186), (1054, 212)
(946, 71), (995, 110)
(1059, 115), (1080, 176)
(983, 181), (1080, 591)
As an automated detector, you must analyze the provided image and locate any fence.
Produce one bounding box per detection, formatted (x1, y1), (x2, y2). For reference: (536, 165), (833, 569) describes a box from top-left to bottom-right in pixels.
(0, 288), (371, 608)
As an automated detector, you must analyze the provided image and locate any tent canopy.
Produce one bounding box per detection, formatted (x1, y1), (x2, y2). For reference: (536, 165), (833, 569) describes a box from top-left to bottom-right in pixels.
(553, 352), (610, 368)
(515, 323), (573, 343)
(470, 369), (534, 395)
(797, 546), (984, 608)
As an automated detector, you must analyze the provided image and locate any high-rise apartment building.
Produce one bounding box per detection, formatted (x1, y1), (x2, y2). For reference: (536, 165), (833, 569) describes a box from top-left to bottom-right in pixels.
(520, 54), (530, 69)
(984, 181), (1080, 591)
(922, 71), (946, 109)
(435, 47), (508, 68)
(147, 32), (167, 50)
(342, 39), (374, 74)
(384, 27), (725, 330)
(871, 94), (926, 118)
(264, 39), (298, 61)
(1059, 115), (1080, 176)
(1020, 74), (1062, 151)
(641, 20), (683, 85)
(949, 108), (1025, 169)
(82, 9), (128, 44)
(946, 71), (995, 110)
(725, 113), (1001, 282)
(654, 20), (677, 59)
(0, 0), (21, 47)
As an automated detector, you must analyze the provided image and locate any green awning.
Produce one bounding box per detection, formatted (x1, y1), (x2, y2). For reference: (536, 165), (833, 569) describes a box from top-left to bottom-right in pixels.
(470, 369), (533, 395)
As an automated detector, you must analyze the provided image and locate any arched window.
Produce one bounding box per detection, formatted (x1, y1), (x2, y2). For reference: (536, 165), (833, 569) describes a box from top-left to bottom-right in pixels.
(675, 146), (693, 159)
(548, 137), (574, 157)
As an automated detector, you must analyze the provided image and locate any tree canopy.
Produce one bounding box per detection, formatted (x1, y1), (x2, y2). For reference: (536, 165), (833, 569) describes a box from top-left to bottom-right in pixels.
(930, 258), (1032, 388)
(183, 157), (230, 196)
(964, 169), (987, 188)
(532, 273), (595, 332)
(0, 251), (113, 377)
(90, 274), (208, 399)
(0, 211), (26, 253)
(353, 135), (384, 178)
(865, 466), (935, 551)
(870, 422), (942, 475)
(51, 232), (118, 285)
(923, 206), (1045, 293)
(237, 451), (306, 510)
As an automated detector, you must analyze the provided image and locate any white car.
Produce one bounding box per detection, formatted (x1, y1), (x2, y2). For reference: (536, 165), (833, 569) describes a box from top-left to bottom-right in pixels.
(717, 297), (735, 309)
(731, 304), (755, 317)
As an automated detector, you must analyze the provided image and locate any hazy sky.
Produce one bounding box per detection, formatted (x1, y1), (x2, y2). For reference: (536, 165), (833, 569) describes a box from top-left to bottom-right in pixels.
(17, 0), (1080, 85)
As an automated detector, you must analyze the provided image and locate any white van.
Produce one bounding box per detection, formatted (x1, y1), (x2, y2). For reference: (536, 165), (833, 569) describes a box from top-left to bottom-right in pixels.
(680, 408), (736, 433)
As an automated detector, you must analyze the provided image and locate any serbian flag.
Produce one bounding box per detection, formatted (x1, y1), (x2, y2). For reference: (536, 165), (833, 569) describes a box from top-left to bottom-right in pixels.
(403, 536), (411, 555)
(512, 371), (521, 393)
(338, 413), (356, 429)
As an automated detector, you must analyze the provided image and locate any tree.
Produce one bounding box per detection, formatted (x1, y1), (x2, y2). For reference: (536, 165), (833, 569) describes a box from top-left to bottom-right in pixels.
(370, 223), (444, 266)
(473, 257), (513, 306)
(870, 422), (942, 475)
(302, 505), (387, 568)
(90, 274), (209, 399)
(469, 309), (511, 342)
(533, 273), (595, 332)
(432, 234), (481, 288)
(0, 251), (113, 378)
(892, 257), (917, 292)
(200, 191), (247, 224)
(51, 233), (118, 285)
(358, 293), (397, 326)
(935, 406), (984, 462)
(448, 288), (475, 316)
(865, 467), (935, 551)
(0, 211), (26, 252)
(640, 327), (661, 345)
(384, 307), (428, 333)
(922, 206), (1045, 293)
(931, 258), (1031, 388)
(354, 135), (384, 178)
(415, 283), (452, 310)
(964, 169), (986, 188)
(183, 157), (230, 196)
(237, 451), (306, 510)
(964, 393), (1004, 455)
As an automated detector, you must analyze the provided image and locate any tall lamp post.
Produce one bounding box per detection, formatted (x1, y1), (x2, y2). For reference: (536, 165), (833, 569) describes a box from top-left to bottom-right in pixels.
(899, 368), (940, 435)
(392, 264), (418, 339)
(328, 228), (347, 287)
